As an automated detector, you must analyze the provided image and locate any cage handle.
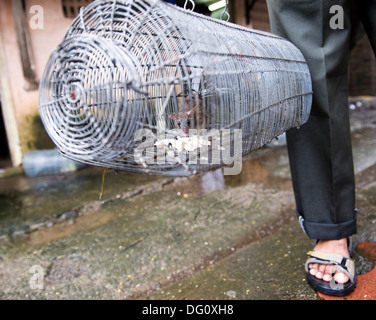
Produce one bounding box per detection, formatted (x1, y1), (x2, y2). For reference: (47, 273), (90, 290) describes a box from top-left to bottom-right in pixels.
(184, 0), (195, 11)
(220, 0), (230, 22)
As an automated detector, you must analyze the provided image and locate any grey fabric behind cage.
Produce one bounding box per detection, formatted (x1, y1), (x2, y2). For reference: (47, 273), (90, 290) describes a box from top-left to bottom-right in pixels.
(39, 0), (312, 176)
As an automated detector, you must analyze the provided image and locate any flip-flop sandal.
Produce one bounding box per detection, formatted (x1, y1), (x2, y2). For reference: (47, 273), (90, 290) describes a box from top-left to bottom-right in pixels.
(305, 251), (357, 296)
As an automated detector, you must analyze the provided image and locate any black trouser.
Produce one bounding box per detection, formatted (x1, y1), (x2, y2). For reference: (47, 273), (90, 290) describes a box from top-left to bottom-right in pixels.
(266, 0), (376, 240)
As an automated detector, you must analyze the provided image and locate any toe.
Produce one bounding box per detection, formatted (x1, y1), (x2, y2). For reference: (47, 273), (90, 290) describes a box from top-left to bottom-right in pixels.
(334, 270), (349, 284)
(308, 263), (318, 271)
(309, 263), (322, 277)
(318, 264), (327, 273)
(324, 264), (336, 275)
(322, 264), (336, 282)
(322, 273), (332, 282)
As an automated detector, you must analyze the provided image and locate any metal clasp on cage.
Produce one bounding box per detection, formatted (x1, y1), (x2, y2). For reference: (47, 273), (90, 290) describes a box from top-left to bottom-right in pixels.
(184, 0), (195, 11)
(220, 0), (231, 22)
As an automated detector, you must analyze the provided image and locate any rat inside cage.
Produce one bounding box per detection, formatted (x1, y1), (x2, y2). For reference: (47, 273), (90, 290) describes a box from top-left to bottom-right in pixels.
(39, 0), (312, 176)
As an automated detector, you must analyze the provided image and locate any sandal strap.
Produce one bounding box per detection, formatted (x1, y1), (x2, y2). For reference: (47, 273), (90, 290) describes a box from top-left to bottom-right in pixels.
(305, 251), (356, 282)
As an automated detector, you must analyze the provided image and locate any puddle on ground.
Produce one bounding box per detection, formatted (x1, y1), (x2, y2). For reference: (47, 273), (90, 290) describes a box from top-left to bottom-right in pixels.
(11, 210), (116, 248)
(0, 167), (163, 234)
(161, 146), (292, 201)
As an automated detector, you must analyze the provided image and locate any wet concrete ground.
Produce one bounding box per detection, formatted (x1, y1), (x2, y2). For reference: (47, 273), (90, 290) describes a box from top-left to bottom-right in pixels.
(0, 99), (375, 300)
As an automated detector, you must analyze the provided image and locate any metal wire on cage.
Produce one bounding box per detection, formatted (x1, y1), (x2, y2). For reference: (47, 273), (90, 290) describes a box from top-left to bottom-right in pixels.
(39, 0), (312, 177)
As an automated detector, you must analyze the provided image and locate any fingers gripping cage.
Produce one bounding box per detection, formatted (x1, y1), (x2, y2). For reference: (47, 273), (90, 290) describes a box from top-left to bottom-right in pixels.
(39, 0), (312, 176)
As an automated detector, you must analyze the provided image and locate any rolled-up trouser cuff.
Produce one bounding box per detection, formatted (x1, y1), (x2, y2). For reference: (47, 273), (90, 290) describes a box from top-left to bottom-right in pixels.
(297, 210), (358, 240)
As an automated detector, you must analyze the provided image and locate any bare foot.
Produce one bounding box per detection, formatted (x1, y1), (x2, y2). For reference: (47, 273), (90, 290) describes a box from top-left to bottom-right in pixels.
(308, 239), (350, 283)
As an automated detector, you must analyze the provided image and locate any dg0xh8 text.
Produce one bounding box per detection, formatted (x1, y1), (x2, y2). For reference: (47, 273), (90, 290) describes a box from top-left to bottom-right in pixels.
(186, 304), (234, 315)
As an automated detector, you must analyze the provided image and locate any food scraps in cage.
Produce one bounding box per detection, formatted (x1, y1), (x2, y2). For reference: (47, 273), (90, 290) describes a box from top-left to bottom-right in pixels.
(134, 128), (243, 175)
(134, 131), (213, 169)
(154, 135), (211, 153)
(154, 133), (212, 171)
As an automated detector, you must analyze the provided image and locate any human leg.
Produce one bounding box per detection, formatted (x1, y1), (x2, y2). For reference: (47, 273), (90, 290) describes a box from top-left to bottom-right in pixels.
(267, 0), (356, 240)
(266, 0), (357, 294)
